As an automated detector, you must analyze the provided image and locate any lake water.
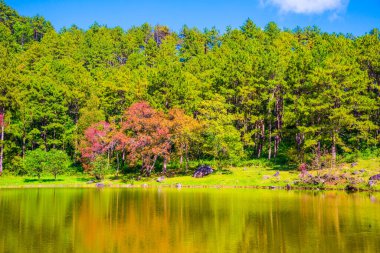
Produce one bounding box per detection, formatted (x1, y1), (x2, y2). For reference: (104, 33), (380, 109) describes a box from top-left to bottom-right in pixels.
(0, 188), (379, 253)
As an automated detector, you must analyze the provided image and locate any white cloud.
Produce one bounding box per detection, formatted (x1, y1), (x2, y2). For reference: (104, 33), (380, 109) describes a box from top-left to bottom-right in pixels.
(262, 0), (349, 14)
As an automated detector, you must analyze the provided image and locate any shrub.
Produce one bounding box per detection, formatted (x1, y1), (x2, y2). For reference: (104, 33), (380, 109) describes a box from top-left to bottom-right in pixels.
(24, 149), (71, 179)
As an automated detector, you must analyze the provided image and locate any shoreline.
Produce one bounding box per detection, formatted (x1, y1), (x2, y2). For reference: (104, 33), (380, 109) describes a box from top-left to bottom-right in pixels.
(0, 182), (378, 192)
(1, 158), (379, 192)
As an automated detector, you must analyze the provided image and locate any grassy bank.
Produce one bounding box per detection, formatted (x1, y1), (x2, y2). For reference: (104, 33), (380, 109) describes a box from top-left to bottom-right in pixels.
(1, 158), (379, 191)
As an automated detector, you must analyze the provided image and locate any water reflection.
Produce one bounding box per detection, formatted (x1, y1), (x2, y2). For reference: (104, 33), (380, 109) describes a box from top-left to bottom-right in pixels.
(0, 188), (379, 253)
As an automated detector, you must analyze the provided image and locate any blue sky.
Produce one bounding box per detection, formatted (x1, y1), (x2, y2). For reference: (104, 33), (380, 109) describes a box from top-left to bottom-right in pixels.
(4, 0), (380, 35)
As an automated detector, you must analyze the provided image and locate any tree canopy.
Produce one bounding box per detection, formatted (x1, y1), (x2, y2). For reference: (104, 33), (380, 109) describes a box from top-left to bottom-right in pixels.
(0, 2), (379, 175)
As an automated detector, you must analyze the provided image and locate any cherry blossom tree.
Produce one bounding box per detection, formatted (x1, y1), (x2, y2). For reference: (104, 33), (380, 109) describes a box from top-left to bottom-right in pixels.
(80, 121), (113, 171)
(122, 101), (171, 175)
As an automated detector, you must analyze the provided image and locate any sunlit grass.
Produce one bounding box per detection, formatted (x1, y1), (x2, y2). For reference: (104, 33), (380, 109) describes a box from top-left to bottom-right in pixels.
(0, 158), (379, 190)
(0, 174), (92, 187)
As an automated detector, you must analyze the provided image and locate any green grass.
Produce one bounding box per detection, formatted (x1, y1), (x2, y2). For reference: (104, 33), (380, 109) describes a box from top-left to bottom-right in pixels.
(141, 167), (298, 187)
(0, 174), (92, 187)
(1, 158), (379, 191)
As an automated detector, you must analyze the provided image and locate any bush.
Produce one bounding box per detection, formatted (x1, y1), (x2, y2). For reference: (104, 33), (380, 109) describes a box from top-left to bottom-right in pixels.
(340, 153), (359, 163)
(11, 156), (27, 175)
(90, 156), (110, 180)
(24, 149), (46, 179)
(44, 149), (71, 179)
(24, 149), (71, 179)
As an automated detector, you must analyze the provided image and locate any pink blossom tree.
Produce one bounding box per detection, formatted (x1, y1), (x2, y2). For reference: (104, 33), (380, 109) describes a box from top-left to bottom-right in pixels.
(122, 101), (171, 175)
(80, 121), (113, 171)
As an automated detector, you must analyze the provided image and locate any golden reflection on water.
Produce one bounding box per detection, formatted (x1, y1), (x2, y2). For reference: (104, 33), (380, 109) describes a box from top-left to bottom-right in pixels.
(0, 188), (379, 253)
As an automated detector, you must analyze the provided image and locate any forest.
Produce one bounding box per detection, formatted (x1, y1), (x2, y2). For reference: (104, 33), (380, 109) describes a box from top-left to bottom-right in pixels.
(0, 1), (379, 177)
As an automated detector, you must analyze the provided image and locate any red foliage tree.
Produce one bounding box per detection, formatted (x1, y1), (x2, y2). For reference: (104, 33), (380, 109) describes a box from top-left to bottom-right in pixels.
(168, 108), (202, 171)
(122, 101), (171, 175)
(80, 121), (113, 170)
(109, 129), (129, 174)
(79, 102), (201, 176)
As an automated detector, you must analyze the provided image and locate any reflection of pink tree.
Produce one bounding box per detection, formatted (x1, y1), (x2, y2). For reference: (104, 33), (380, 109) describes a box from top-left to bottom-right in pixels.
(0, 113), (4, 175)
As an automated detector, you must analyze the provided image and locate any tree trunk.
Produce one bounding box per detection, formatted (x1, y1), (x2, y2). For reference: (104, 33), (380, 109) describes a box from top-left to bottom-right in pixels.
(257, 120), (264, 158)
(0, 121), (4, 175)
(268, 120), (272, 160)
(257, 143), (262, 158)
(274, 86), (283, 158)
(163, 158), (167, 174)
(316, 141), (321, 169)
(331, 131), (336, 169)
(107, 149), (110, 170)
(185, 144), (189, 172)
(116, 152), (120, 176)
(22, 136), (26, 159)
(268, 92), (275, 160)
(22, 115), (26, 159)
(141, 156), (145, 174)
(150, 155), (158, 176)
(123, 149), (126, 171)
(274, 136), (279, 158)
(296, 132), (304, 162)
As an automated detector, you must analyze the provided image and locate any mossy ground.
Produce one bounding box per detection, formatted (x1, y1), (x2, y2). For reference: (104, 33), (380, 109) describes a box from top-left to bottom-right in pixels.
(1, 158), (379, 191)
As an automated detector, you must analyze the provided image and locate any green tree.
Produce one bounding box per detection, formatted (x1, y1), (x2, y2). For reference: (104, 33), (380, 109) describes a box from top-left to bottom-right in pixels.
(198, 96), (244, 166)
(24, 149), (45, 179)
(45, 149), (71, 179)
(90, 155), (110, 180)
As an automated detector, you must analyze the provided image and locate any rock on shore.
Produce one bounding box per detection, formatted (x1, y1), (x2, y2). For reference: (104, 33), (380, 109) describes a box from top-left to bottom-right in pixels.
(193, 165), (213, 178)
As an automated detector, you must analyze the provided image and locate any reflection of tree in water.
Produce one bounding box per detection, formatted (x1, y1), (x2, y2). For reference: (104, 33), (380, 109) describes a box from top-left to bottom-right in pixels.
(0, 189), (85, 253)
(235, 198), (296, 253)
(1, 189), (380, 253)
(74, 189), (220, 253)
(236, 192), (380, 253)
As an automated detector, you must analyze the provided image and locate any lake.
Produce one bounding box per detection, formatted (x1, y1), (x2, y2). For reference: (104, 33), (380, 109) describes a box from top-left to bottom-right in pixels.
(0, 188), (379, 253)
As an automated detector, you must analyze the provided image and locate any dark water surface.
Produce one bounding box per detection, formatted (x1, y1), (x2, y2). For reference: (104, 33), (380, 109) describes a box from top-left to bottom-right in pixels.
(0, 188), (379, 253)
